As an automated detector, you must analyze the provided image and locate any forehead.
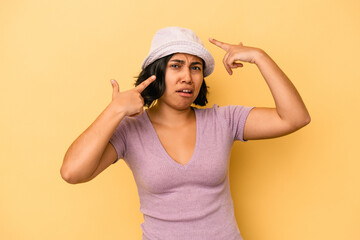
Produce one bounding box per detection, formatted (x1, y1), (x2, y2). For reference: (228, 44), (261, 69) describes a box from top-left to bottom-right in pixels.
(169, 53), (203, 63)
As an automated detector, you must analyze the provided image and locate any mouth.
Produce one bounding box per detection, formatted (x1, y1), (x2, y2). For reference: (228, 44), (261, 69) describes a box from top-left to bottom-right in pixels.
(176, 89), (193, 97)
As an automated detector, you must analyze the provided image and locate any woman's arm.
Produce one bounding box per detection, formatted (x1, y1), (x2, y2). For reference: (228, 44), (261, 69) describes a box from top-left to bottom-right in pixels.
(60, 76), (156, 184)
(209, 38), (310, 140)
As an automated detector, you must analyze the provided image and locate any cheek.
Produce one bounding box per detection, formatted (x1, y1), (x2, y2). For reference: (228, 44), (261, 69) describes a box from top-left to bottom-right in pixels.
(163, 76), (176, 92)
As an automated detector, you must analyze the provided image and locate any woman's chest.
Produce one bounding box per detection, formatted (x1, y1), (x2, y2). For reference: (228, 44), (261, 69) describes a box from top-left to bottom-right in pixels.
(125, 121), (234, 194)
(154, 122), (196, 166)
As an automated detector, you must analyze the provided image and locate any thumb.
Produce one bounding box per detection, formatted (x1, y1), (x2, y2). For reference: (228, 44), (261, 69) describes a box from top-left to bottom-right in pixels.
(110, 79), (120, 98)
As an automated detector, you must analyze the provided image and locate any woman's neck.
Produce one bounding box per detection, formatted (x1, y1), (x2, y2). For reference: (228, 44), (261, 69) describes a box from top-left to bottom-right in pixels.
(146, 102), (195, 128)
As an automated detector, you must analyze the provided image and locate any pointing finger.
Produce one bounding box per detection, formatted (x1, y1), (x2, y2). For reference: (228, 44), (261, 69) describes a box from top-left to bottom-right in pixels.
(209, 38), (231, 51)
(136, 75), (156, 93)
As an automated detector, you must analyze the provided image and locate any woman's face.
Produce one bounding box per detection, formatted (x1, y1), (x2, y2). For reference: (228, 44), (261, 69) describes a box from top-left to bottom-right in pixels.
(158, 53), (204, 110)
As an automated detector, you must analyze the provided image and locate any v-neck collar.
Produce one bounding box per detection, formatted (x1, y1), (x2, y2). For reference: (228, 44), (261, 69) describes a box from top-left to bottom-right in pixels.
(144, 107), (200, 169)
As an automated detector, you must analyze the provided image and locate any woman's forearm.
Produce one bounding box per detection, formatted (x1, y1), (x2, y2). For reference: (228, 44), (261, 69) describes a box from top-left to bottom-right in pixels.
(255, 50), (311, 127)
(61, 76), (156, 183)
(61, 102), (125, 183)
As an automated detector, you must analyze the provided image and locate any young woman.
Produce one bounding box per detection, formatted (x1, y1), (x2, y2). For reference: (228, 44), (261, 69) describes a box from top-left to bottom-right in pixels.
(61, 27), (310, 240)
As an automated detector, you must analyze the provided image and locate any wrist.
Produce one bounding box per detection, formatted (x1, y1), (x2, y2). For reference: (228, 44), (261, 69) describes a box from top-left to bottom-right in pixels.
(107, 101), (127, 120)
(254, 49), (269, 65)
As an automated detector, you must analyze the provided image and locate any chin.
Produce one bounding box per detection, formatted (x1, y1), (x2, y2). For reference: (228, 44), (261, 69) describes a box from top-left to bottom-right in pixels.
(158, 95), (197, 110)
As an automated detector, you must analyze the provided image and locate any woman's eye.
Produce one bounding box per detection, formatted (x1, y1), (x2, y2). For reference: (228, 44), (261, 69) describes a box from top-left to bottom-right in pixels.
(170, 64), (180, 68)
(192, 66), (201, 71)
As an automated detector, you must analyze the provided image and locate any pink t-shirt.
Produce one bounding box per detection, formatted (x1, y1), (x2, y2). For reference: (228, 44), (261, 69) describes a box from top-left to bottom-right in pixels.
(110, 104), (254, 240)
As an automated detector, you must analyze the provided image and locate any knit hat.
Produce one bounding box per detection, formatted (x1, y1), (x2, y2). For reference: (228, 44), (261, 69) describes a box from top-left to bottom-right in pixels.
(141, 27), (215, 77)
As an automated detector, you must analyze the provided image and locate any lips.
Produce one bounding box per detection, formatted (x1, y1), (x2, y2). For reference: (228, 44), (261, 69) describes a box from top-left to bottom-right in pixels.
(176, 88), (193, 93)
(176, 88), (194, 97)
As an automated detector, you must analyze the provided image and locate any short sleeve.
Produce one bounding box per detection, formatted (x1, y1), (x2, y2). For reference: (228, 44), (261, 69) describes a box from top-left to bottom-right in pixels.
(109, 122), (127, 163)
(217, 105), (254, 141)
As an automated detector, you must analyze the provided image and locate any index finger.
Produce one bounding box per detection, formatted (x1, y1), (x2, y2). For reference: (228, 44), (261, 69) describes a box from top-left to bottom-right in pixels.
(135, 75), (156, 93)
(209, 38), (231, 51)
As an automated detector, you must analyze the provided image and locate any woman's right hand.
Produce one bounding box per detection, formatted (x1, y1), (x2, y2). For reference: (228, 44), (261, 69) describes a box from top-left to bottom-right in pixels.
(110, 75), (156, 117)
(61, 75), (156, 184)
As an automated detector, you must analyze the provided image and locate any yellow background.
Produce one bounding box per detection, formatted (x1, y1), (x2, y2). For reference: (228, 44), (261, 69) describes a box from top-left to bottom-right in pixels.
(1, 0), (359, 239)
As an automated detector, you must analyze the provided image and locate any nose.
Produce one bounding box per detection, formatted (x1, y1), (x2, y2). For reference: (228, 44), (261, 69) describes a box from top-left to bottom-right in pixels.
(181, 68), (192, 84)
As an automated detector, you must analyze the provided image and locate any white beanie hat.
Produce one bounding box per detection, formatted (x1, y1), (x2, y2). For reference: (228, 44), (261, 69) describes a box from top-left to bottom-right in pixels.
(142, 27), (215, 77)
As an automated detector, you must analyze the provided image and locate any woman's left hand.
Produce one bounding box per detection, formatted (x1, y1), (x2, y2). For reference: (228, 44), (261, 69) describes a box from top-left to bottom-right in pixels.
(209, 38), (264, 75)
(210, 38), (311, 140)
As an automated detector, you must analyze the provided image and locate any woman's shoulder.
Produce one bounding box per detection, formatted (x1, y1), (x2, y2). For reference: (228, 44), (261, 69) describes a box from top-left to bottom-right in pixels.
(193, 104), (217, 117)
(193, 104), (221, 112)
(194, 103), (250, 114)
(194, 104), (254, 142)
(194, 104), (254, 122)
(193, 104), (230, 122)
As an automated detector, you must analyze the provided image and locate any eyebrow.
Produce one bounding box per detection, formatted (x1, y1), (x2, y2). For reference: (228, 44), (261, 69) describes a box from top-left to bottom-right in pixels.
(169, 59), (203, 66)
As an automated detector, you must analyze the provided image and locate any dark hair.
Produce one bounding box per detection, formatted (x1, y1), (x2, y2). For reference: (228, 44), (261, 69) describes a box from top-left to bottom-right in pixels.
(135, 54), (208, 107)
